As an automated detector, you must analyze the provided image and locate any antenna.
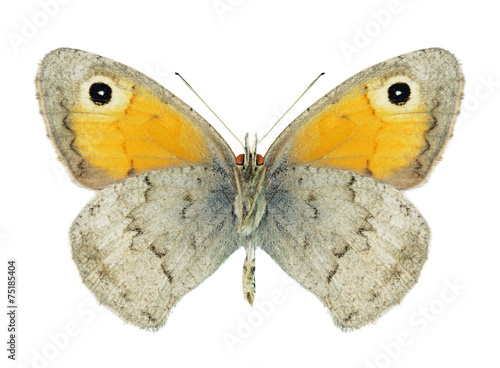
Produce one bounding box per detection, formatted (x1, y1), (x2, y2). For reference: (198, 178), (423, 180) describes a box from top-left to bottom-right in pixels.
(259, 72), (325, 143)
(175, 73), (244, 149)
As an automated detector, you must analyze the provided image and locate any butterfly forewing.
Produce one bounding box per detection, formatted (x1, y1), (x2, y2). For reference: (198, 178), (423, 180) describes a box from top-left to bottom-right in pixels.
(36, 48), (235, 189)
(264, 48), (464, 190)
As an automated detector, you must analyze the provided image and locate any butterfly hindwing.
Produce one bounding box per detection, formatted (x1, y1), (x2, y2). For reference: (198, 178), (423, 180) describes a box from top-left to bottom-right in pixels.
(259, 167), (429, 329)
(71, 167), (240, 330)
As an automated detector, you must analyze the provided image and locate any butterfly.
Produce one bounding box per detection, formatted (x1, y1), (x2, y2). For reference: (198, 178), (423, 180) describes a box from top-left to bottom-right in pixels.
(36, 48), (463, 331)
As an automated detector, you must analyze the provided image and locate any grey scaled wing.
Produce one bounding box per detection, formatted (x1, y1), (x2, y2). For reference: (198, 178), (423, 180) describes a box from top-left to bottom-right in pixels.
(258, 167), (429, 330)
(71, 167), (240, 330)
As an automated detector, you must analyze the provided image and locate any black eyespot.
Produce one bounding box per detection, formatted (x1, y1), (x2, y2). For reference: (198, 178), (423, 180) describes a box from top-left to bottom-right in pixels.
(89, 82), (112, 105)
(388, 82), (411, 106)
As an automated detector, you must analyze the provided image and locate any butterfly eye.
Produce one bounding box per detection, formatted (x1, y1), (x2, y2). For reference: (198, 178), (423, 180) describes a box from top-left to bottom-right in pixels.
(387, 82), (411, 106)
(256, 154), (264, 166)
(89, 82), (112, 106)
(236, 154), (245, 165)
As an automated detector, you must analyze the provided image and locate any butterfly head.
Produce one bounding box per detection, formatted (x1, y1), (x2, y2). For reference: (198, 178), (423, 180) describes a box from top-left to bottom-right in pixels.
(235, 134), (264, 171)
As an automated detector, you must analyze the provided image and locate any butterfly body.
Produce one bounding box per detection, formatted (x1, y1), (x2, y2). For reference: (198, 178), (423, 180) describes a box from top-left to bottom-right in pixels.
(37, 48), (463, 331)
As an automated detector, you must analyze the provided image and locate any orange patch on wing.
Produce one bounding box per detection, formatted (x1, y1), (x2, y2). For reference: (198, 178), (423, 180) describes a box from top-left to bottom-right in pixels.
(290, 83), (432, 180)
(69, 82), (209, 179)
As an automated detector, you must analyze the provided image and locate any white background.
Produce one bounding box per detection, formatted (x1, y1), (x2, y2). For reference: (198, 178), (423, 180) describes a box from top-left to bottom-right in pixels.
(1, 1), (499, 367)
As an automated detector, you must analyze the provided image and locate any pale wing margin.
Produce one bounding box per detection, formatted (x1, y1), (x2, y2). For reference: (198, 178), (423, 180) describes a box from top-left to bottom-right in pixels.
(258, 167), (429, 330)
(71, 166), (240, 330)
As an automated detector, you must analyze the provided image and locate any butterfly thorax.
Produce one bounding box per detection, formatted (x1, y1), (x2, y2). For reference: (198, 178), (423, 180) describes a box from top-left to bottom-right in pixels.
(234, 135), (266, 305)
(234, 134), (266, 236)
